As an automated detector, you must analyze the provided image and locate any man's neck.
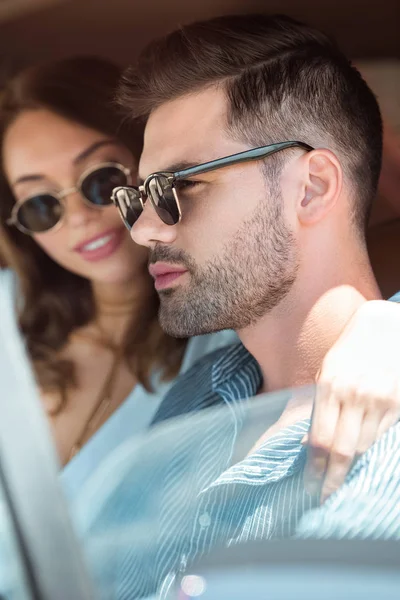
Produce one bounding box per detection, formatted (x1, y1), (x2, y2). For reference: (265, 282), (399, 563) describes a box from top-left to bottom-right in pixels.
(238, 247), (381, 393)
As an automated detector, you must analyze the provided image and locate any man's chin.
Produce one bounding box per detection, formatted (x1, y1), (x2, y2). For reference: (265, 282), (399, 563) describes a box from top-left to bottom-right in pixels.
(158, 289), (233, 337)
(159, 315), (200, 338)
(159, 308), (221, 338)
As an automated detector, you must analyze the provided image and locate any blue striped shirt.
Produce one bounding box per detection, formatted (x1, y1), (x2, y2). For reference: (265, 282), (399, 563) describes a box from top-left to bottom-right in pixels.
(79, 339), (400, 600)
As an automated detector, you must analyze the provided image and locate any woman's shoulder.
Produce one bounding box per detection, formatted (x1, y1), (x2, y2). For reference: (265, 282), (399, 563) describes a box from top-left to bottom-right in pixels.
(0, 267), (16, 286)
(0, 268), (18, 304)
(180, 330), (239, 374)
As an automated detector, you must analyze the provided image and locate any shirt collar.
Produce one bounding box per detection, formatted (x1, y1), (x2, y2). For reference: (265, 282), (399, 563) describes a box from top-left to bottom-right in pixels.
(212, 343), (261, 399)
(205, 418), (311, 491)
(209, 344), (262, 441)
(209, 345), (310, 488)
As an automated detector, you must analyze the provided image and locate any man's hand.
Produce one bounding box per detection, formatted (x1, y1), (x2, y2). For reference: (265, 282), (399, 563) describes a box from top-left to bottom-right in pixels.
(304, 300), (400, 502)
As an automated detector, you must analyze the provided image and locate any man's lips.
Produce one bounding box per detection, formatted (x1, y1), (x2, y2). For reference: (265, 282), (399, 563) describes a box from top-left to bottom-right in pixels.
(148, 263), (188, 290)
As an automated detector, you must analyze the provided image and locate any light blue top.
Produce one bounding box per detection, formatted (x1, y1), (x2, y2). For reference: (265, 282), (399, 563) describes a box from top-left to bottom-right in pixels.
(60, 330), (238, 502)
(0, 268), (238, 502)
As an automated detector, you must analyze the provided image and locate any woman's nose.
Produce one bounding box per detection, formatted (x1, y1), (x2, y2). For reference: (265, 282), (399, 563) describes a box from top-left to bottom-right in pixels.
(63, 190), (99, 227)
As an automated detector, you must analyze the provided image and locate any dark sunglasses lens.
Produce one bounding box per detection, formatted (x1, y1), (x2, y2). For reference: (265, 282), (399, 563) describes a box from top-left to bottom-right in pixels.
(16, 195), (63, 233)
(113, 187), (143, 230)
(148, 175), (180, 225)
(82, 166), (129, 206)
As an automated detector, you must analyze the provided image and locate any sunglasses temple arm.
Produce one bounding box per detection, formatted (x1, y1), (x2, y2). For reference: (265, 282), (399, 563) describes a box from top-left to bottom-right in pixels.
(173, 154), (265, 179)
(173, 142), (310, 180)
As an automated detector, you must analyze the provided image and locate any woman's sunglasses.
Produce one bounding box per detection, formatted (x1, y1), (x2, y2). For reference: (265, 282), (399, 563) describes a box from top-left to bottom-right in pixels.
(111, 141), (313, 231)
(7, 162), (132, 235)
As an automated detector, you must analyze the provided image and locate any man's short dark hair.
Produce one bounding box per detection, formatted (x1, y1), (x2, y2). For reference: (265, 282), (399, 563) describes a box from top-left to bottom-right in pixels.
(118, 14), (382, 232)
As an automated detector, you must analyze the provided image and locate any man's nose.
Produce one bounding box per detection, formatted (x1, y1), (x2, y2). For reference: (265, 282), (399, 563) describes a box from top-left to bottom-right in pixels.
(131, 199), (178, 248)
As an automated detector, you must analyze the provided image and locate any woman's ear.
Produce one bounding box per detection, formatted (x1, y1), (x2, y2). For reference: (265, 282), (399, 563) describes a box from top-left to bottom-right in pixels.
(298, 150), (342, 225)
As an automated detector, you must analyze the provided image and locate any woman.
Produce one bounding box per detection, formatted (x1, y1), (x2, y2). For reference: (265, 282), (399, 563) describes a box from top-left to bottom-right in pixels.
(0, 56), (236, 497)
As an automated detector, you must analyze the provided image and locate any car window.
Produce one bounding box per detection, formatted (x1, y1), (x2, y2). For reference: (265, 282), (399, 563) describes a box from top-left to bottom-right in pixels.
(172, 538), (400, 600)
(72, 385), (400, 600)
(0, 273), (95, 600)
(0, 471), (32, 600)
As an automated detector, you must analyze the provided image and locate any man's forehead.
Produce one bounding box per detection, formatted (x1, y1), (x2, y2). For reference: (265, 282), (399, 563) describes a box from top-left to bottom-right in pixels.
(139, 87), (231, 178)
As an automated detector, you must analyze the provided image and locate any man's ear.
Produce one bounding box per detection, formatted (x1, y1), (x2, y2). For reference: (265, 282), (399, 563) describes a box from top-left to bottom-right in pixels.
(298, 150), (342, 225)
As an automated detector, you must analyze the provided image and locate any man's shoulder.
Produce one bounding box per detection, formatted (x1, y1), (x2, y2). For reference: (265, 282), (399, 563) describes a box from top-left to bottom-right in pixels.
(297, 420), (400, 540)
(152, 342), (251, 423)
(389, 291), (400, 303)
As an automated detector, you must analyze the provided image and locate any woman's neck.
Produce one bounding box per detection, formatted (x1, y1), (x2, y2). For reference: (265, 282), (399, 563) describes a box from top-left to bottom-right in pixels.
(91, 272), (153, 346)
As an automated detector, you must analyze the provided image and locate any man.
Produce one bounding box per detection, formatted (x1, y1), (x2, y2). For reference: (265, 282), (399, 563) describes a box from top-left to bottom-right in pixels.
(84, 14), (400, 598)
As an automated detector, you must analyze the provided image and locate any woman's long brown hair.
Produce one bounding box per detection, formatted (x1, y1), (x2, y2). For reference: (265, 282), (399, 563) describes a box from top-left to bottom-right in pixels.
(0, 57), (187, 401)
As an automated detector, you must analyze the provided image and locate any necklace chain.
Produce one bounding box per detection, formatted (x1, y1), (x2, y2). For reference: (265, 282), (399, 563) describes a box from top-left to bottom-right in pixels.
(65, 305), (135, 461)
(68, 346), (124, 461)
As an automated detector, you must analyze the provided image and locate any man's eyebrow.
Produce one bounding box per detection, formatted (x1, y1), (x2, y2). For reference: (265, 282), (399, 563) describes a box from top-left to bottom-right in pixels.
(138, 160), (203, 185)
(12, 139), (123, 187)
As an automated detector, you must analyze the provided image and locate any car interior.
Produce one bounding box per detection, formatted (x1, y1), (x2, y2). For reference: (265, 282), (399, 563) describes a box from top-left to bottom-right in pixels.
(0, 1), (399, 599)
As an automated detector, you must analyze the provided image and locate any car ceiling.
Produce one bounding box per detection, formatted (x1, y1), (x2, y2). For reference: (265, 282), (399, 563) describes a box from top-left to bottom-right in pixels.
(0, 0), (398, 70)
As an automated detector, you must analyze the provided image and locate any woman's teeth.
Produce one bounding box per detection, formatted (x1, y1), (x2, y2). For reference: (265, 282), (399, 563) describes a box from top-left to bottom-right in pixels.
(82, 233), (114, 251)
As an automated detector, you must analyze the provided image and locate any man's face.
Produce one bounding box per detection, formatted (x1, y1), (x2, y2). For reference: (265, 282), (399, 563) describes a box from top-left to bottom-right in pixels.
(132, 87), (299, 337)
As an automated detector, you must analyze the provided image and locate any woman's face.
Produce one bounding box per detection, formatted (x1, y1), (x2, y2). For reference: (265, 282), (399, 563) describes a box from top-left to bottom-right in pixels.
(3, 108), (148, 285)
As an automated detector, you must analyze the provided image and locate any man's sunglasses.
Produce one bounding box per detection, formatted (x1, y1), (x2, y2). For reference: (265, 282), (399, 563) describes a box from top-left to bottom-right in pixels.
(111, 141), (314, 231)
(7, 162), (132, 235)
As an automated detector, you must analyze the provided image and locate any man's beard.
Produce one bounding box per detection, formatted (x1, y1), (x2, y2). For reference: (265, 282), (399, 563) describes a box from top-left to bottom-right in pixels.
(150, 194), (299, 337)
